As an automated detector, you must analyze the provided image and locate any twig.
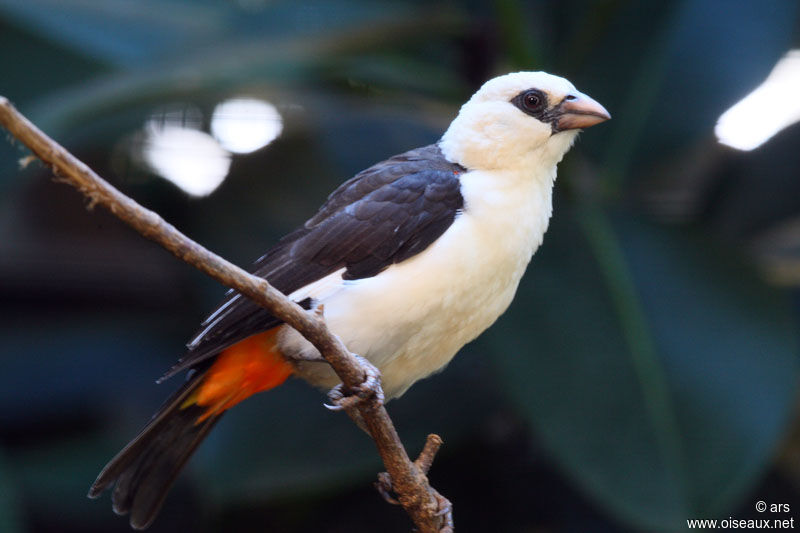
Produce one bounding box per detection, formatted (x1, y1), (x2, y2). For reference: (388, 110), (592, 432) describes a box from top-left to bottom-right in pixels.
(415, 434), (444, 475)
(0, 96), (451, 532)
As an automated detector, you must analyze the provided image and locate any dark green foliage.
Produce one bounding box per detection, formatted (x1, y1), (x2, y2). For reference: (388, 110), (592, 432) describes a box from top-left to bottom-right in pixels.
(1, 1), (798, 531)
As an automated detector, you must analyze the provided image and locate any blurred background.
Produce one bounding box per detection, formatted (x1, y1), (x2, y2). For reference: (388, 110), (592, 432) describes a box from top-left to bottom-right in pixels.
(1, 0), (799, 531)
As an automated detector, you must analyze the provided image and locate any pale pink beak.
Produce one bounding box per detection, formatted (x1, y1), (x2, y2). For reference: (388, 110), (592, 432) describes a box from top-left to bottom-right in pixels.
(555, 91), (611, 131)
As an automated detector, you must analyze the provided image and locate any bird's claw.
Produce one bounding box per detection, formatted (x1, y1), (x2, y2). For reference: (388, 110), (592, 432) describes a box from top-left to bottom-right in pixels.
(434, 492), (453, 518)
(323, 386), (347, 411)
(374, 472), (400, 505)
(374, 472), (453, 533)
(324, 355), (384, 411)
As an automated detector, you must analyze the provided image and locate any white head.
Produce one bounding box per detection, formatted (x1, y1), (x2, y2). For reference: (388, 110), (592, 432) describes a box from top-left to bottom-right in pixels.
(439, 71), (609, 172)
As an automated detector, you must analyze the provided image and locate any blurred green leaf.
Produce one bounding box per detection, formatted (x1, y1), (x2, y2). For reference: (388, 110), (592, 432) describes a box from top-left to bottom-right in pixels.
(2, 1), (800, 530)
(494, 0), (542, 68)
(489, 204), (799, 530)
(0, 0), (419, 67)
(654, 0), (797, 145)
(0, 0), (224, 66)
(607, 0), (796, 192)
(0, 0), (462, 137)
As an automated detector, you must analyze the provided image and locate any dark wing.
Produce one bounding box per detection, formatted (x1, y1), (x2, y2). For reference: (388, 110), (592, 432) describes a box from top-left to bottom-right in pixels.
(160, 144), (465, 379)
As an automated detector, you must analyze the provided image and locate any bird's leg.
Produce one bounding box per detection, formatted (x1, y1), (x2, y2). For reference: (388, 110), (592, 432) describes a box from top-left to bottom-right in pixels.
(289, 351), (327, 363)
(324, 354), (384, 412)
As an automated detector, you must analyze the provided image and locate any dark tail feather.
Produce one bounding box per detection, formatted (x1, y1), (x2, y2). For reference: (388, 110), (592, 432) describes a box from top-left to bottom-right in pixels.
(89, 369), (221, 530)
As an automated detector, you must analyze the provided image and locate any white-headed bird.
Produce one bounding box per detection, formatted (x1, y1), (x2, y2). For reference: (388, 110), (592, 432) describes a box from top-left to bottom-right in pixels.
(89, 71), (610, 529)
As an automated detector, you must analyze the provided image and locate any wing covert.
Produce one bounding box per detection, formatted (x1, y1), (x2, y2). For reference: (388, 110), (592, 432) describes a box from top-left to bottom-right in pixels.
(163, 144), (465, 378)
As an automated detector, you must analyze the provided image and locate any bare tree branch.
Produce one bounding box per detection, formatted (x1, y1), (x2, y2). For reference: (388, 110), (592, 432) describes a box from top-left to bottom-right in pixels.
(415, 434), (444, 475)
(0, 96), (452, 532)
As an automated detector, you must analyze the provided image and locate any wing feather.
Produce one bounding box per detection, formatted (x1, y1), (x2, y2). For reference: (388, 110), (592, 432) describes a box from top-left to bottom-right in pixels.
(163, 144), (465, 378)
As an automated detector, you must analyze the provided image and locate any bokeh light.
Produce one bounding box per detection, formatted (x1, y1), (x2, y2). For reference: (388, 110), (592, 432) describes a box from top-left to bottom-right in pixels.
(142, 107), (231, 197)
(715, 50), (800, 151)
(211, 97), (283, 154)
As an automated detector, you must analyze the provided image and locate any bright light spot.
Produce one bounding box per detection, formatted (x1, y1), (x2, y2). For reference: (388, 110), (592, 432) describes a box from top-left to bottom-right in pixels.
(142, 120), (231, 197)
(715, 50), (800, 151)
(211, 98), (283, 154)
(138, 99), (281, 196)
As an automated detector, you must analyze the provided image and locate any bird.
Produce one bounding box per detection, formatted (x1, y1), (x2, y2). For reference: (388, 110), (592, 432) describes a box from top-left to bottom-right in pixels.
(88, 71), (610, 529)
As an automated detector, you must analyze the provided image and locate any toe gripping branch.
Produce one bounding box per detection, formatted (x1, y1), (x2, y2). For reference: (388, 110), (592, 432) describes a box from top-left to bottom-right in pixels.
(324, 354), (385, 412)
(375, 477), (453, 533)
(375, 433), (453, 533)
(321, 352), (453, 532)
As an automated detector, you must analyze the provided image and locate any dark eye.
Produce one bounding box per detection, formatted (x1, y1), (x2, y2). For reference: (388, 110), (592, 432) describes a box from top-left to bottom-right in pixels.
(523, 91), (542, 110)
(511, 89), (548, 117)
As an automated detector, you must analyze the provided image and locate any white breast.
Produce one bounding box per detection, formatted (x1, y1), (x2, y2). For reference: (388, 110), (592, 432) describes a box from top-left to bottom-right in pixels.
(281, 166), (555, 399)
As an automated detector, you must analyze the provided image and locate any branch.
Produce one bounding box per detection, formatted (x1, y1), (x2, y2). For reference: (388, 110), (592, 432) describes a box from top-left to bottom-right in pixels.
(0, 96), (452, 532)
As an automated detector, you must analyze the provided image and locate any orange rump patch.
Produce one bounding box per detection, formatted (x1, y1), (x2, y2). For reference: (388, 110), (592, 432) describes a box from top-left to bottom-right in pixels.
(187, 329), (292, 422)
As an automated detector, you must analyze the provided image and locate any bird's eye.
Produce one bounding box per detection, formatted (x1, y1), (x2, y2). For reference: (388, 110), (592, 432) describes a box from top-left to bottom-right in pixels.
(523, 91), (542, 110)
(511, 89), (548, 117)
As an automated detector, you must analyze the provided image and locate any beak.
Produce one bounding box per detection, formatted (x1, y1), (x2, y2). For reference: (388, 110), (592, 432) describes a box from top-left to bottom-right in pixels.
(554, 91), (611, 131)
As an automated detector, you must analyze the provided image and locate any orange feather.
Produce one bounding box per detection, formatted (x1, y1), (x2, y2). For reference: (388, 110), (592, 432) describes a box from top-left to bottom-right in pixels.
(185, 328), (292, 422)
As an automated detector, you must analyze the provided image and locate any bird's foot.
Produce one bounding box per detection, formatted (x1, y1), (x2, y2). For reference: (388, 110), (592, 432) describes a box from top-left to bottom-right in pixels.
(324, 355), (384, 412)
(374, 472), (454, 532)
(428, 490), (454, 532)
(375, 472), (400, 505)
(434, 491), (454, 521)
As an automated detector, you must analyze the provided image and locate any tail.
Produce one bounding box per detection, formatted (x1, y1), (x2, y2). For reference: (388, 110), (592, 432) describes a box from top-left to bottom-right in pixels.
(88, 370), (220, 529)
(88, 329), (292, 530)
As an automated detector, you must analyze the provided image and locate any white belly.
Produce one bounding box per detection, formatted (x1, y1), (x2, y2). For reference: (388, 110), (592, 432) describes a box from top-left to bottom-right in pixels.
(280, 168), (553, 399)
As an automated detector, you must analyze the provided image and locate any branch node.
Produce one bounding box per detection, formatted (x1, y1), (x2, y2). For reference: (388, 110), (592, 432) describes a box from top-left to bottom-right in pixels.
(414, 434), (444, 475)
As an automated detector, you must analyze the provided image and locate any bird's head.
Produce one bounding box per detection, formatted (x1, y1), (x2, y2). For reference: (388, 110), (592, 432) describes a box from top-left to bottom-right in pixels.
(440, 71), (610, 172)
